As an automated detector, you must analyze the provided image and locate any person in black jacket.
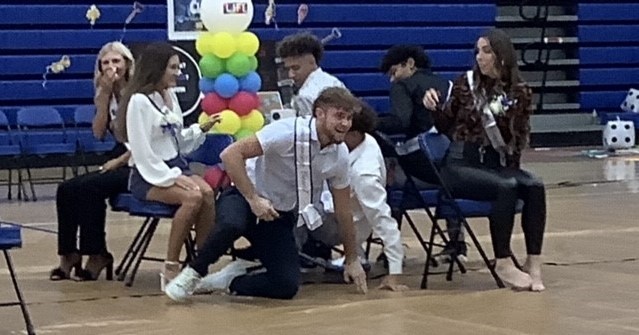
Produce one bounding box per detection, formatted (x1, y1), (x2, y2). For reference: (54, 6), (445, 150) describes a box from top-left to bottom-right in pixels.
(378, 45), (451, 139)
(377, 45), (465, 263)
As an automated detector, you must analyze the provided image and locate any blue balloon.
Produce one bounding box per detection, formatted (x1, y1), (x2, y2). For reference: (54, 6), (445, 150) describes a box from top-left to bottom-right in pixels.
(199, 78), (216, 94)
(214, 74), (240, 98)
(239, 71), (262, 93)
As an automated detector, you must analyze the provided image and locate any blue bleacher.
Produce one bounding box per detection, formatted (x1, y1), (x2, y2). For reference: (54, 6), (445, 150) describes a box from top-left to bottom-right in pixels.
(577, 3), (639, 124)
(0, 1), (493, 125)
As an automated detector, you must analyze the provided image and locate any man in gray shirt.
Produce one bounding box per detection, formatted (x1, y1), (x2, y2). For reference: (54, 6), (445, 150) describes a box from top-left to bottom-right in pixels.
(165, 87), (368, 301)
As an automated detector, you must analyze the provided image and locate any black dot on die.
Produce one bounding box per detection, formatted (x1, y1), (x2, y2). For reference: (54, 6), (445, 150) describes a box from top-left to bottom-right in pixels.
(630, 91), (634, 96)
(611, 137), (618, 143)
(611, 124), (617, 130)
(625, 137), (632, 143)
(632, 105), (635, 110)
(625, 124), (631, 130)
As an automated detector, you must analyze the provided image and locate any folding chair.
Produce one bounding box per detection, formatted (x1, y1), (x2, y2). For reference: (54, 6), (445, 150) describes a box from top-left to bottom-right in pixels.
(376, 131), (523, 289)
(73, 105), (116, 172)
(110, 134), (234, 287)
(0, 111), (24, 200)
(0, 222), (36, 335)
(373, 132), (467, 287)
(16, 107), (78, 201)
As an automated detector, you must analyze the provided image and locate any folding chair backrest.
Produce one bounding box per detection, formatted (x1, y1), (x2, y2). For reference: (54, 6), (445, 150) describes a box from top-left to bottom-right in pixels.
(17, 107), (64, 128)
(0, 111), (14, 146)
(17, 107), (77, 155)
(74, 105), (96, 127)
(186, 134), (234, 166)
(418, 132), (451, 165)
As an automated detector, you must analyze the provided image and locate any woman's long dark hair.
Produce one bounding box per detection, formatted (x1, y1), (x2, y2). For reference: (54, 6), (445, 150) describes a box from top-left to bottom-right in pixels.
(115, 42), (178, 142)
(472, 28), (524, 103)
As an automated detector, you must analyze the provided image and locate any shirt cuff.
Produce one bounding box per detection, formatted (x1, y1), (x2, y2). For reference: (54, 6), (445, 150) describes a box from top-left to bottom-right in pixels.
(388, 260), (403, 275)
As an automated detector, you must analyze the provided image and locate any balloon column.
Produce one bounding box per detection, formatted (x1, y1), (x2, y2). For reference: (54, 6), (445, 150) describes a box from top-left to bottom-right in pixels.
(196, 0), (264, 141)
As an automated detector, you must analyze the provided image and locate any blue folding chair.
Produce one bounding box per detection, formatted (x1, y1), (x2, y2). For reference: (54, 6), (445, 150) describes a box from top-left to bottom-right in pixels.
(376, 131), (521, 289)
(0, 222), (36, 335)
(374, 132), (467, 287)
(0, 111), (23, 200)
(16, 107), (78, 201)
(110, 134), (234, 287)
(73, 105), (117, 172)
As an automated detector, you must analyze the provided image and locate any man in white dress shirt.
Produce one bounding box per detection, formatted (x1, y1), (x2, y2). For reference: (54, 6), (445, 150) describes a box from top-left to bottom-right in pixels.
(277, 32), (346, 116)
(165, 87), (367, 301)
(299, 103), (408, 291)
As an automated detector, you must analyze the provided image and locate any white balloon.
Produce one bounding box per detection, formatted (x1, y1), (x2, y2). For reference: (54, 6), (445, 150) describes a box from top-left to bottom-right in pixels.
(200, 0), (254, 33)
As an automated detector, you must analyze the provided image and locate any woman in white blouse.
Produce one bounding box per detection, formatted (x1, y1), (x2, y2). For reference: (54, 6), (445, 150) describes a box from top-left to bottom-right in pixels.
(116, 42), (220, 287)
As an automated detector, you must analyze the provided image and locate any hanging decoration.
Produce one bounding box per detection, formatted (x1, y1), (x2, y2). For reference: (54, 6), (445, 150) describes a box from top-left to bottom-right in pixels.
(264, 0), (278, 29)
(42, 56), (71, 88)
(85, 4), (101, 27)
(120, 1), (145, 41)
(297, 4), (308, 25)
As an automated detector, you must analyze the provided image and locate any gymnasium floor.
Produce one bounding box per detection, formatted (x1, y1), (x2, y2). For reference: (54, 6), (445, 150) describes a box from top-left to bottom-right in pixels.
(1, 147), (638, 335)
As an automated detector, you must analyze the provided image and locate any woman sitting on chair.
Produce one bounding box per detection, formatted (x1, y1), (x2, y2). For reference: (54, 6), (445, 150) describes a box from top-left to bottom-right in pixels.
(116, 42), (220, 289)
(51, 41), (134, 281)
(423, 28), (546, 291)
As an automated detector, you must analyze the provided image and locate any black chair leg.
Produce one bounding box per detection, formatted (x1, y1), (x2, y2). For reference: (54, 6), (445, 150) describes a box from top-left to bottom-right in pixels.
(126, 218), (160, 287)
(25, 168), (36, 201)
(7, 168), (12, 200)
(511, 254), (522, 270)
(421, 219), (438, 289)
(462, 220), (505, 288)
(116, 217), (151, 279)
(3, 250), (37, 335)
(119, 218), (154, 282)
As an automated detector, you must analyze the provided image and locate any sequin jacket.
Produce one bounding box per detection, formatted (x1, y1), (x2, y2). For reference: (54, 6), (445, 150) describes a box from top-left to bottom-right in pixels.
(433, 73), (533, 168)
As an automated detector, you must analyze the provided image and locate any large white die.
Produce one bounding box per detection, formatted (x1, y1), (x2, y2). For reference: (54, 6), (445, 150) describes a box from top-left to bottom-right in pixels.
(603, 118), (635, 150)
(620, 88), (639, 113)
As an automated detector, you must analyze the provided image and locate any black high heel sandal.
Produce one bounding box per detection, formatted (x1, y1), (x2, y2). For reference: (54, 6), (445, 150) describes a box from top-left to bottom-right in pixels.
(77, 253), (114, 281)
(49, 253), (82, 281)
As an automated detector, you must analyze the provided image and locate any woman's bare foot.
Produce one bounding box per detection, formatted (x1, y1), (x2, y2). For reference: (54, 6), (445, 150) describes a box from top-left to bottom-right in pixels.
(495, 257), (532, 290)
(523, 255), (545, 292)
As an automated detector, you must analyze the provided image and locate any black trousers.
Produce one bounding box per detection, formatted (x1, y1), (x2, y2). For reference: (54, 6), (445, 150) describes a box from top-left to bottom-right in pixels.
(190, 187), (300, 299)
(56, 167), (130, 255)
(440, 142), (546, 259)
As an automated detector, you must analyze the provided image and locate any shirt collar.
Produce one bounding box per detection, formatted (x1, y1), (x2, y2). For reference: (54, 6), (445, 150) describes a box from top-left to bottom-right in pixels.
(299, 67), (324, 91)
(348, 133), (369, 163)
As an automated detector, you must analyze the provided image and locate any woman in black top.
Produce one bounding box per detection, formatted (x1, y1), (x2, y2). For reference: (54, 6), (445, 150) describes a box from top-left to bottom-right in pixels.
(50, 41), (135, 281)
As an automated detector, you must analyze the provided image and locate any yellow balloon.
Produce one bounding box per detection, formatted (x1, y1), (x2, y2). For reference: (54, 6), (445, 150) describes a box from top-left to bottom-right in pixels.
(241, 109), (265, 132)
(236, 32), (260, 56)
(214, 109), (241, 134)
(198, 112), (218, 133)
(211, 32), (237, 59)
(195, 33), (216, 56)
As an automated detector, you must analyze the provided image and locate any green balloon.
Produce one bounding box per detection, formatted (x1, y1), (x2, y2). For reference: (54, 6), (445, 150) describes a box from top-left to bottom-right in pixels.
(248, 56), (258, 71)
(234, 128), (255, 140)
(199, 55), (225, 79)
(226, 53), (251, 77)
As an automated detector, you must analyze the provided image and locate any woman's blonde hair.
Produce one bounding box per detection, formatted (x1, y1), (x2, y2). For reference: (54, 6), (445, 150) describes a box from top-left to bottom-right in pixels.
(93, 41), (135, 88)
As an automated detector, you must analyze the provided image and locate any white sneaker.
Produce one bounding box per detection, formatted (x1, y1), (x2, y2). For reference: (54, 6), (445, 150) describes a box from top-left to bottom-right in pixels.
(164, 266), (202, 302)
(194, 259), (261, 294)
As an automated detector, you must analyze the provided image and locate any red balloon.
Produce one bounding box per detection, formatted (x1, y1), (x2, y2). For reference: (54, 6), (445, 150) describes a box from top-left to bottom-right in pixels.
(202, 93), (228, 115)
(228, 91), (260, 116)
(203, 165), (231, 189)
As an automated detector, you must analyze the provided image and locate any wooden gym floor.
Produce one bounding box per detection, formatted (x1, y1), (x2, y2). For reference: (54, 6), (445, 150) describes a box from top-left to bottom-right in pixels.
(1, 147), (638, 335)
